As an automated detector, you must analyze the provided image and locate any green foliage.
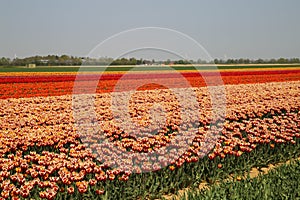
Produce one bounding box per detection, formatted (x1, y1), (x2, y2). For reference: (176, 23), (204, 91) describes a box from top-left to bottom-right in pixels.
(213, 57), (300, 64)
(111, 57), (138, 65)
(182, 160), (300, 200)
(174, 60), (191, 65)
(2, 55), (83, 66)
(0, 57), (10, 66)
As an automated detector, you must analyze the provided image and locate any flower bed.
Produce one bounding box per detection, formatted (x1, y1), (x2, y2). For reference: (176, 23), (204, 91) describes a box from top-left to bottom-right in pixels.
(0, 81), (300, 199)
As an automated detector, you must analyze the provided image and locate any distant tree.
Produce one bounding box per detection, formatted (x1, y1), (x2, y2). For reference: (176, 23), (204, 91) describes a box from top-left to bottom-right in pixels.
(238, 58), (245, 64)
(197, 59), (207, 64)
(174, 60), (184, 64)
(255, 58), (264, 64)
(11, 58), (24, 66)
(0, 57), (10, 66)
(136, 58), (143, 65)
(173, 59), (192, 65)
(290, 58), (300, 63)
(269, 58), (276, 63)
(213, 59), (219, 64)
(164, 59), (171, 65)
(244, 59), (250, 64)
(226, 59), (233, 64)
(129, 57), (137, 65)
(277, 58), (288, 64)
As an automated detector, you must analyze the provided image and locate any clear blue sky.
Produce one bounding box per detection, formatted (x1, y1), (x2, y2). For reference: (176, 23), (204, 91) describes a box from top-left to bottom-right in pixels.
(1, 0), (300, 60)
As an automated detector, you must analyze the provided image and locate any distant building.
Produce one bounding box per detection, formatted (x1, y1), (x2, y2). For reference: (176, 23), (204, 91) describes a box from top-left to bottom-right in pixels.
(26, 64), (36, 68)
(40, 60), (49, 64)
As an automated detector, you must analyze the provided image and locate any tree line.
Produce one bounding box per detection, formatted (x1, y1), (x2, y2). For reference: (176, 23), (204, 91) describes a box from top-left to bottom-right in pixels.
(0, 55), (299, 66)
(212, 58), (300, 64)
(0, 55), (154, 66)
(0, 55), (82, 66)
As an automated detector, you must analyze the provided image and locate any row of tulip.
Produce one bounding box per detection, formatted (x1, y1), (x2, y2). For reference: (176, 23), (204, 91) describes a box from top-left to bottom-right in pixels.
(0, 70), (300, 99)
(2, 69), (300, 83)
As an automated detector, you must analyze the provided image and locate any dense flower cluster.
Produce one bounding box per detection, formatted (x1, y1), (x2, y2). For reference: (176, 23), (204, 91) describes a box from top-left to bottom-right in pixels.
(0, 81), (299, 199)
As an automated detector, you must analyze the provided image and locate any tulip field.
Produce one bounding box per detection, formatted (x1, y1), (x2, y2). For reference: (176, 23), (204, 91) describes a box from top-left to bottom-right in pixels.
(0, 65), (300, 199)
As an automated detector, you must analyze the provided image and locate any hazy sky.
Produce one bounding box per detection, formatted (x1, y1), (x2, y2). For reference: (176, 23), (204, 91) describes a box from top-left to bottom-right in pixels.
(1, 0), (300, 60)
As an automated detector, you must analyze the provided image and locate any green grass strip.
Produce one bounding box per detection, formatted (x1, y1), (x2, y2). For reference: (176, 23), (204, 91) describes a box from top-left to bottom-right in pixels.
(181, 159), (300, 200)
